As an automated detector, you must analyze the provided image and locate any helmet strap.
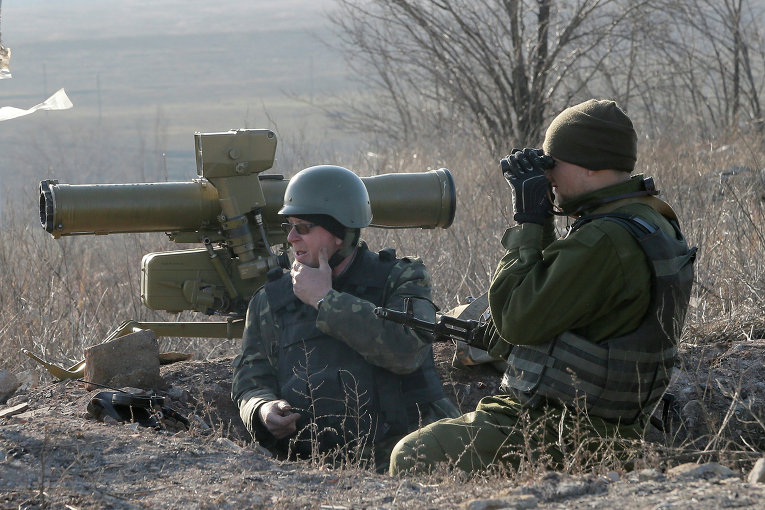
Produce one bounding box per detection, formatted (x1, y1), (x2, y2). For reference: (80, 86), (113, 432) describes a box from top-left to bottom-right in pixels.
(328, 229), (361, 268)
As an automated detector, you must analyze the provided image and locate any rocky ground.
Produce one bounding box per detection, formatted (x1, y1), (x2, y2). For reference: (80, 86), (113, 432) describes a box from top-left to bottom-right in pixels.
(1, 339), (764, 509)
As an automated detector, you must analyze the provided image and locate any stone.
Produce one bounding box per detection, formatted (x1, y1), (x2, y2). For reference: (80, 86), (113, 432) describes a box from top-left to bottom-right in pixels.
(680, 399), (706, 431)
(0, 402), (28, 418)
(252, 443), (273, 458)
(667, 462), (736, 479)
(216, 437), (242, 452)
(158, 352), (193, 364)
(190, 415), (211, 431)
(15, 370), (39, 393)
(555, 481), (590, 498)
(638, 468), (665, 482)
(463, 495), (537, 510)
(747, 458), (765, 484)
(102, 415), (120, 426)
(83, 330), (164, 391)
(0, 370), (20, 403)
(167, 386), (191, 403)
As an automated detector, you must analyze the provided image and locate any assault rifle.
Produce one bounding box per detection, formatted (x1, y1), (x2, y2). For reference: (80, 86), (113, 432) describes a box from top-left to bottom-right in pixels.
(373, 297), (484, 344)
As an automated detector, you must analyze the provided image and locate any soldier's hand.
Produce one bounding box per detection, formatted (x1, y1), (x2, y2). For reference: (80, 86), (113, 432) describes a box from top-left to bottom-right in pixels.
(291, 248), (332, 308)
(500, 147), (555, 224)
(258, 400), (300, 439)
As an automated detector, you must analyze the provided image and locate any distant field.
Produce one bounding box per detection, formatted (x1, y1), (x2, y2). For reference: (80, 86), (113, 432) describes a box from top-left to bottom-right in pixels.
(3, 30), (351, 160)
(1, 1), (357, 194)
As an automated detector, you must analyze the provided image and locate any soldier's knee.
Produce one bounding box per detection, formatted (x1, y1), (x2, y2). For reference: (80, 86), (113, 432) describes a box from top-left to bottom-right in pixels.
(389, 427), (449, 476)
(389, 433), (419, 476)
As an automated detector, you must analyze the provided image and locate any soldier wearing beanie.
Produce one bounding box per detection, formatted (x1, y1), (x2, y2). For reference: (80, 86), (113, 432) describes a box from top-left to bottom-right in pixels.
(543, 99), (638, 172)
(390, 100), (696, 475)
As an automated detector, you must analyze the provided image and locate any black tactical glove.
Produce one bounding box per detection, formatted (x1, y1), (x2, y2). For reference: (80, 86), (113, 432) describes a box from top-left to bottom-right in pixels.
(500, 147), (555, 224)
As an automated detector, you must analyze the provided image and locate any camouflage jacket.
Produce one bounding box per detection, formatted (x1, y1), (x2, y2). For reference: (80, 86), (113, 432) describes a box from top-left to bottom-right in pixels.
(487, 174), (683, 358)
(232, 242), (451, 442)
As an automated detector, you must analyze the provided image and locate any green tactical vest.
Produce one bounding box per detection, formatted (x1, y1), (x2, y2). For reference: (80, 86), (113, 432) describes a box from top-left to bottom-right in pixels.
(265, 245), (446, 455)
(501, 213), (697, 424)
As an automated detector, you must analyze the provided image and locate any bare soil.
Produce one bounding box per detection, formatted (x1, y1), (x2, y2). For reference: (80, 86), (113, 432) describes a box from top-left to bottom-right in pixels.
(1, 340), (764, 509)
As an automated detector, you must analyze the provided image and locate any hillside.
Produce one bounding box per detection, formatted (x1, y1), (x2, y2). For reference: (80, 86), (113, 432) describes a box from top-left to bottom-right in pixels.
(1, 336), (764, 509)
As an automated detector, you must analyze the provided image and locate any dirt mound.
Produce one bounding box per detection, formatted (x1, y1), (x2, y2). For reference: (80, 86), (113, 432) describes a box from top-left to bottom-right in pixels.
(1, 341), (764, 508)
(667, 339), (765, 451)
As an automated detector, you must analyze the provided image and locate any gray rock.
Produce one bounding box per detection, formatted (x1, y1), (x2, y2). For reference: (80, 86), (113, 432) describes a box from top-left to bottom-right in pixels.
(102, 415), (120, 426)
(0, 402), (29, 419)
(667, 462), (736, 479)
(747, 457), (765, 484)
(215, 437), (242, 453)
(555, 480), (590, 498)
(14, 370), (39, 393)
(248, 443), (273, 458)
(680, 399), (706, 430)
(83, 329), (163, 391)
(463, 494), (537, 510)
(167, 386), (191, 403)
(638, 468), (665, 482)
(0, 370), (20, 403)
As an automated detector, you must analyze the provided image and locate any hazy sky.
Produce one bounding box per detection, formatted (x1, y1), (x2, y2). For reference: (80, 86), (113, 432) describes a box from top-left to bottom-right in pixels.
(2, 0), (338, 42)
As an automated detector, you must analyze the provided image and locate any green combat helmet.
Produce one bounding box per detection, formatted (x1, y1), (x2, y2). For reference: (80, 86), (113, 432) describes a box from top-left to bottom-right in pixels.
(279, 165), (373, 228)
(279, 165), (373, 265)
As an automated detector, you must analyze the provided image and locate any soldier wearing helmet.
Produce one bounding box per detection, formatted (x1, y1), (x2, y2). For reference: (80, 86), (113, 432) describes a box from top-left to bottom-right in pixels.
(232, 165), (458, 470)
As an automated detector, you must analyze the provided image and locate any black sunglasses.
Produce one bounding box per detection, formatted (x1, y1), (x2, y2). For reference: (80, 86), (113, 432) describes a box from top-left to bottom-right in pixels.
(281, 222), (317, 235)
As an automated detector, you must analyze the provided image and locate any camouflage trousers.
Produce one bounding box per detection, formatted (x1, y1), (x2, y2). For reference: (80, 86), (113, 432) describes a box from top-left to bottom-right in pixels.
(389, 395), (645, 475)
(278, 396), (460, 474)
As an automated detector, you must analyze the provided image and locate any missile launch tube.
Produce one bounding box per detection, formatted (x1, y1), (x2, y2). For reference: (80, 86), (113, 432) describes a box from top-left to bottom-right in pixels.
(40, 168), (456, 237)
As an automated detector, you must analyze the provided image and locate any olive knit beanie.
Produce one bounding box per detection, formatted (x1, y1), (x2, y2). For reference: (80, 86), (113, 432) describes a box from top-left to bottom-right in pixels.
(542, 99), (637, 172)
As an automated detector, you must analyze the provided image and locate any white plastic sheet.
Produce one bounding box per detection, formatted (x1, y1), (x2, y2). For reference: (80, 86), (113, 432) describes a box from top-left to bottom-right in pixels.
(0, 88), (72, 122)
